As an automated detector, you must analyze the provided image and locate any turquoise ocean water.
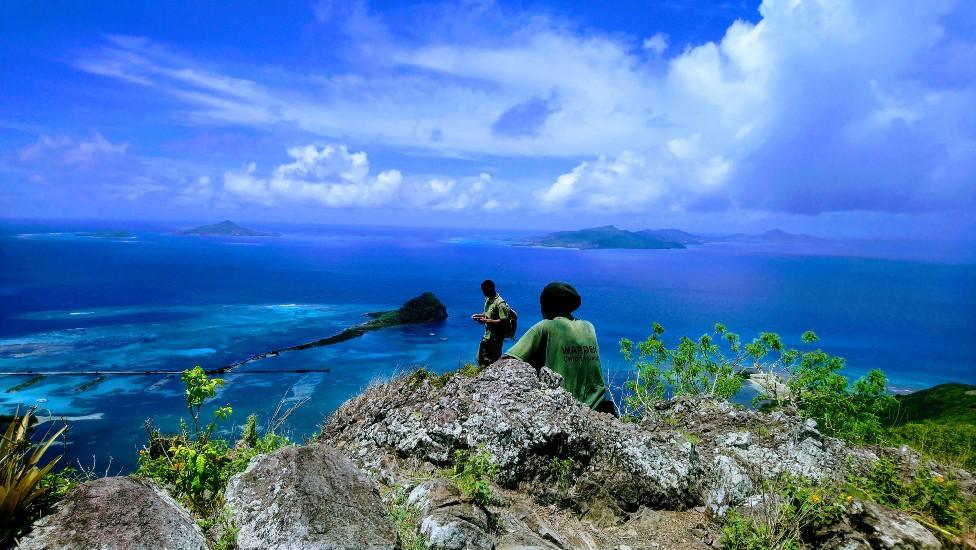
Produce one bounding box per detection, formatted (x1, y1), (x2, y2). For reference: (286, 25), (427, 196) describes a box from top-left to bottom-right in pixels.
(1, 220), (973, 471)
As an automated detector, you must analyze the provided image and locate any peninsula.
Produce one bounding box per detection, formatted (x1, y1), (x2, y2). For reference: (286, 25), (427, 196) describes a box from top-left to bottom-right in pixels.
(220, 292), (447, 372)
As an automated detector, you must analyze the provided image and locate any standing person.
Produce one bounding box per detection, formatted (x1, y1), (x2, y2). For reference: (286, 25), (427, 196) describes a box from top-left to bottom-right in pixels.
(504, 282), (613, 413)
(471, 279), (510, 366)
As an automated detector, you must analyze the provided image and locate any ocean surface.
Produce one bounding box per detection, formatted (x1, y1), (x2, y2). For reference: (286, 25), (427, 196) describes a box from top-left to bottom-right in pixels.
(1, 219), (974, 472)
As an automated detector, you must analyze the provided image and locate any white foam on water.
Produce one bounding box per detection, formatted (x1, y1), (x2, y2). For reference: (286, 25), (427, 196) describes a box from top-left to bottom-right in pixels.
(35, 412), (105, 424)
(284, 372), (325, 403)
(173, 348), (217, 357)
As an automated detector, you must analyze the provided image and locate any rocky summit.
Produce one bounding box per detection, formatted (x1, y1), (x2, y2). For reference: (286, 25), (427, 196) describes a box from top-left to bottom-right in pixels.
(21, 357), (972, 549)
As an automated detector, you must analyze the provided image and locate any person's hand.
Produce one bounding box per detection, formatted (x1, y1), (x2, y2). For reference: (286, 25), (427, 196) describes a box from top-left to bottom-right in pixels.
(471, 313), (484, 321)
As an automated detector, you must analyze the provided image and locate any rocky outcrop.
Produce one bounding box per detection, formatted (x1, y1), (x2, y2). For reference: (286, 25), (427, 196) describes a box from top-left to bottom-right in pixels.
(23, 357), (963, 550)
(648, 396), (874, 516)
(20, 476), (205, 550)
(224, 443), (398, 549)
(850, 500), (942, 549)
(320, 358), (703, 514)
(407, 479), (494, 549)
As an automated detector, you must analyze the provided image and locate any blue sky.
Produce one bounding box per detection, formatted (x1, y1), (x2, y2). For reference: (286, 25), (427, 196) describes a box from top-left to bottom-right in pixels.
(1, 0), (974, 238)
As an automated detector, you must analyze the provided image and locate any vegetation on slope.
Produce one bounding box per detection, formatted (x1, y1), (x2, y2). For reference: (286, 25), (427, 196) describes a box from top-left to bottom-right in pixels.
(882, 383), (976, 472)
(885, 383), (976, 426)
(136, 367), (292, 546)
(0, 408), (74, 545)
(621, 323), (975, 547)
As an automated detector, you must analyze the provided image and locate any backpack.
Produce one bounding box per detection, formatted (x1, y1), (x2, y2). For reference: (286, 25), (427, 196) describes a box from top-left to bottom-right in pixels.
(500, 300), (518, 340)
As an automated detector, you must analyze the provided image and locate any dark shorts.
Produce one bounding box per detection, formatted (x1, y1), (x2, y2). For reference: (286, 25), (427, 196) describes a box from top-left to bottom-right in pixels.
(478, 338), (504, 366)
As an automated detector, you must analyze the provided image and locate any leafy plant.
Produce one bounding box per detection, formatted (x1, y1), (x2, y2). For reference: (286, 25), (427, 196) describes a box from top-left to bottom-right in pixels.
(721, 473), (848, 550)
(620, 323), (747, 415)
(783, 336), (895, 445)
(620, 324), (896, 445)
(386, 486), (429, 550)
(449, 446), (499, 506)
(888, 421), (976, 471)
(0, 407), (68, 543)
(138, 367), (290, 531)
(550, 457), (575, 493)
(848, 458), (976, 543)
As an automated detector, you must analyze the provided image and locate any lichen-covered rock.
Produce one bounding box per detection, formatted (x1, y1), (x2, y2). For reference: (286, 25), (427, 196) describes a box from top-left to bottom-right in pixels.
(407, 479), (494, 550)
(224, 443), (397, 550)
(704, 454), (754, 516)
(20, 476), (205, 550)
(849, 500), (942, 550)
(320, 358), (703, 512)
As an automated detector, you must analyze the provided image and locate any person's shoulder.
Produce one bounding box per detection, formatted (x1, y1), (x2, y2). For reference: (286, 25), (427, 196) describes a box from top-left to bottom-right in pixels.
(569, 318), (597, 333)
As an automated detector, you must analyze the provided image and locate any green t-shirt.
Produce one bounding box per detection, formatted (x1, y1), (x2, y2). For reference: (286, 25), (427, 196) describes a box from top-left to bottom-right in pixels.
(482, 295), (510, 341)
(504, 317), (606, 409)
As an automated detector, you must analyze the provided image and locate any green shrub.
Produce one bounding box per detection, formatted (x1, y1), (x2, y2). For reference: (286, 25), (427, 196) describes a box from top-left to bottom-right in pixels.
(620, 323), (747, 415)
(550, 457), (574, 493)
(889, 422), (976, 471)
(449, 446), (499, 506)
(408, 364), (485, 390)
(621, 324), (896, 446)
(0, 407), (68, 544)
(785, 338), (895, 445)
(849, 458), (976, 542)
(137, 367), (290, 530)
(386, 486), (429, 550)
(721, 473), (848, 550)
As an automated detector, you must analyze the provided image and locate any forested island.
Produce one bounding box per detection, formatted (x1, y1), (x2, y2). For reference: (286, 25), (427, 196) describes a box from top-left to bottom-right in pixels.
(522, 225), (827, 250)
(180, 220), (281, 237)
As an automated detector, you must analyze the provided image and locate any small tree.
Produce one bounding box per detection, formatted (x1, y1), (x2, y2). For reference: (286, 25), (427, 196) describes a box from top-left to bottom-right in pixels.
(620, 322), (747, 416)
(620, 324), (896, 445)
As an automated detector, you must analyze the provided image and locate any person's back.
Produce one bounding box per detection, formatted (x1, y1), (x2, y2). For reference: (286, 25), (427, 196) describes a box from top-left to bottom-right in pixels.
(506, 315), (605, 409)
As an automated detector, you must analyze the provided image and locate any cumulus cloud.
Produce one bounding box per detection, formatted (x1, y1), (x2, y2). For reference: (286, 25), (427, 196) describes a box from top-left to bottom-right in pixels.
(539, 0), (976, 214)
(642, 33), (669, 56)
(223, 145), (402, 207)
(413, 172), (510, 211)
(71, 0), (976, 216)
(222, 144), (507, 212)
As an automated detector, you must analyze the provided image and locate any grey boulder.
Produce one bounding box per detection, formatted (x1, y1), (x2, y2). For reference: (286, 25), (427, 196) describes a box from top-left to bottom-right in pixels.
(20, 476), (205, 550)
(224, 442), (398, 549)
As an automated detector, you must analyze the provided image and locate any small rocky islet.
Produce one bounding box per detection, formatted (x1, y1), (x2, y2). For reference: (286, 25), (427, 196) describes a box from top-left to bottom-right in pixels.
(20, 357), (967, 549)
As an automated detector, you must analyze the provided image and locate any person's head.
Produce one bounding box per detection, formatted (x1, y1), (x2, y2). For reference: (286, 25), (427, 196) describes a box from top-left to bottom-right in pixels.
(539, 281), (581, 320)
(480, 279), (496, 298)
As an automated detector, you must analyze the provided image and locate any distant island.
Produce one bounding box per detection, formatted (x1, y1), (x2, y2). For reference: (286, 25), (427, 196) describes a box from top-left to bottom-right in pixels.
(521, 225), (826, 250)
(74, 231), (134, 239)
(180, 220), (280, 237)
(524, 225), (688, 249)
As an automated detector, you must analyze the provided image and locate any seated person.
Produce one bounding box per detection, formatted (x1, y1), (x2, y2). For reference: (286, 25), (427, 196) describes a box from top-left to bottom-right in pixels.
(504, 282), (611, 412)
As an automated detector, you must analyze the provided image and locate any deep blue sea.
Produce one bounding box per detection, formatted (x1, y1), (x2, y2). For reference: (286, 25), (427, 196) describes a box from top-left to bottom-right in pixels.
(1, 219), (974, 472)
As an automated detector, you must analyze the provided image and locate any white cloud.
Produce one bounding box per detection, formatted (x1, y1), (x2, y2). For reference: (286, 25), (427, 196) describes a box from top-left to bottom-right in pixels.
(221, 145), (510, 212)
(642, 33), (669, 56)
(18, 133), (128, 166)
(223, 145), (402, 208)
(71, 0), (975, 215)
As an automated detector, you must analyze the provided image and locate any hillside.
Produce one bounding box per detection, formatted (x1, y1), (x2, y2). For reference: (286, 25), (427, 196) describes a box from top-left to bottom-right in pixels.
(886, 382), (976, 425)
